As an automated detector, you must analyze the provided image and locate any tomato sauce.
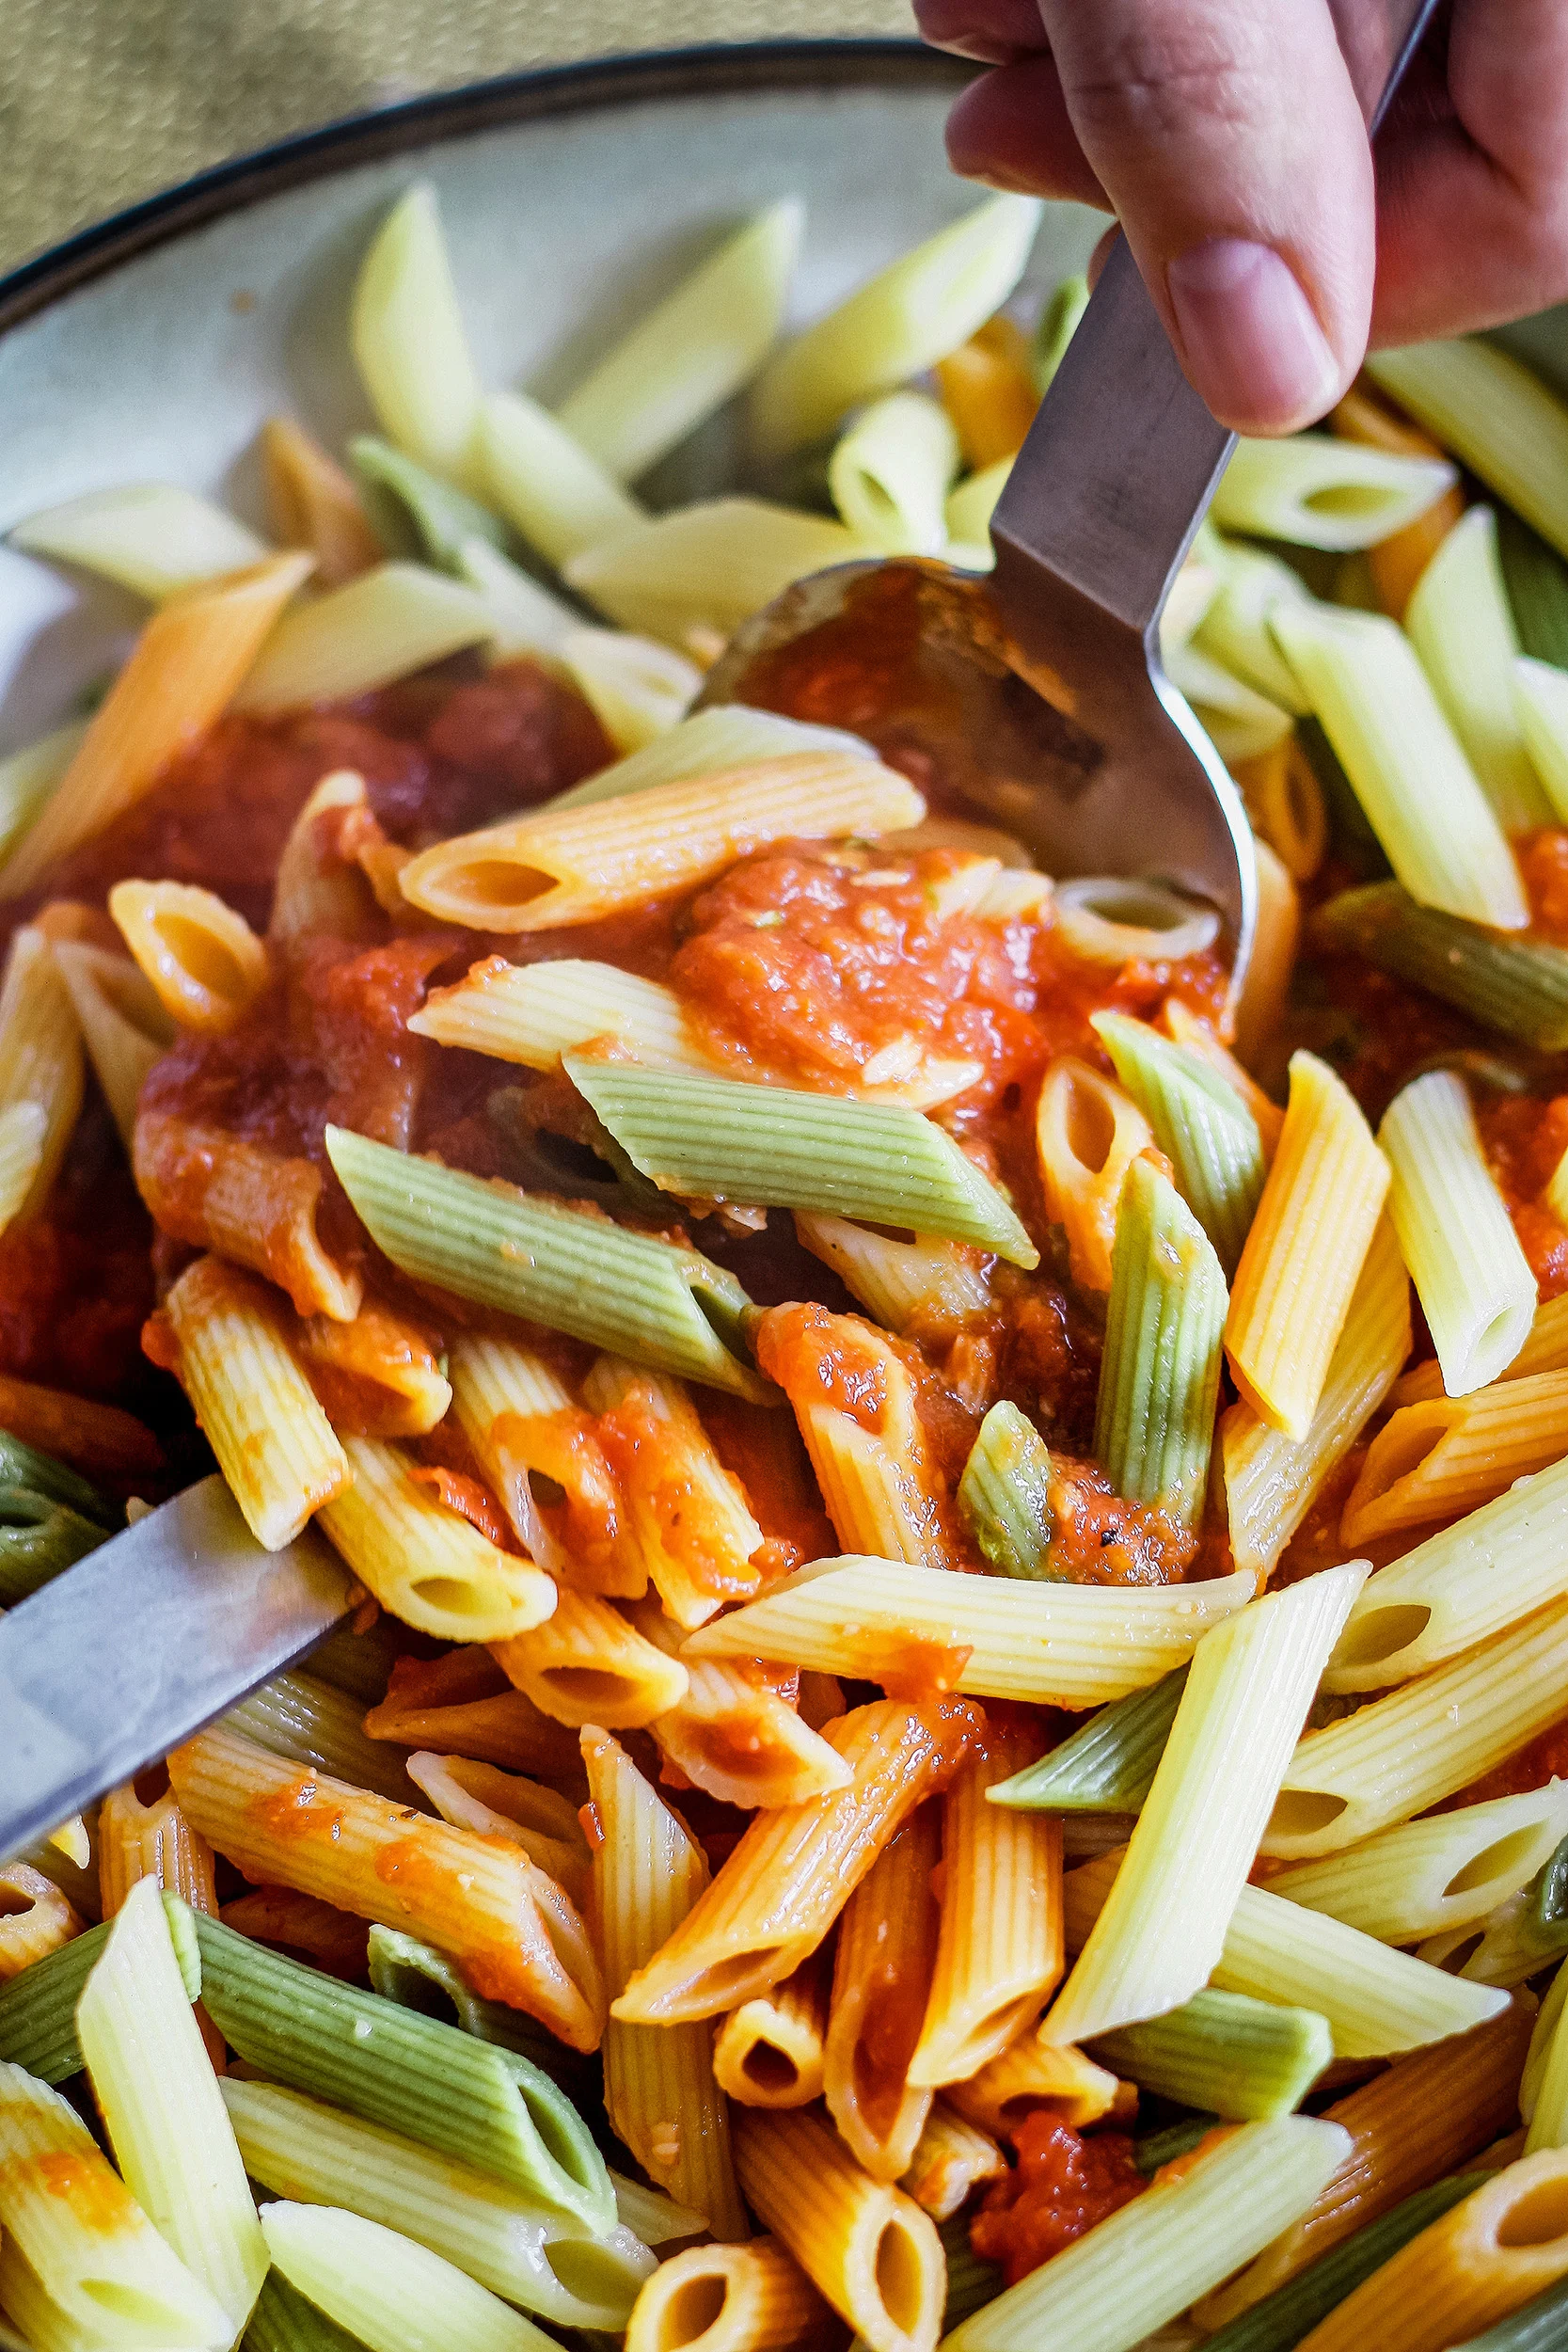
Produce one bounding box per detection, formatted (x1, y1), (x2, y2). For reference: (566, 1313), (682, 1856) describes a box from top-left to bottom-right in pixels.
(970, 2113), (1144, 2286)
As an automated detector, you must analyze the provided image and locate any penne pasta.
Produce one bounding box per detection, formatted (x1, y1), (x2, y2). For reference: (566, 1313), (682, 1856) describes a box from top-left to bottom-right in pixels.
(1095, 1158), (1228, 1530)
(258, 2193), (588, 2345)
(9, 481), (267, 601)
(1405, 505), (1548, 832)
(824, 1805), (942, 2181)
(1367, 340), (1568, 565)
(492, 1590), (689, 1728)
(563, 497), (864, 644)
(234, 561), (493, 710)
(228, 1667), (421, 1808)
(1212, 434), (1457, 551)
(51, 937), (175, 1150)
(624, 2235), (829, 2352)
(289, 1300), (451, 1439)
(480, 388), (646, 568)
(1036, 1056), (1157, 1294)
(135, 1110), (362, 1319)
(316, 1435), (556, 1642)
(828, 391), (960, 555)
(900, 2103), (1006, 2220)
(0, 721), (87, 873)
(1515, 654), (1568, 822)
(350, 183), (483, 483)
(634, 1604), (852, 1811)
(548, 700), (874, 810)
(1315, 878), (1568, 1049)
(1271, 1783), (1568, 1945)
(712, 1955), (830, 2109)
(942, 2028), (1123, 2137)
(98, 1777), (218, 1921)
(108, 877), (269, 1033)
(935, 313), (1039, 469)
(560, 628), (701, 755)
(579, 1353), (767, 1625)
(456, 534), (578, 659)
(404, 1752), (588, 1899)
(261, 413), (382, 584)
(0, 551), (312, 898)
(794, 1214), (991, 1336)
(0, 1864), (83, 1983)
(168, 1723), (606, 2048)
(0, 924), (82, 1231)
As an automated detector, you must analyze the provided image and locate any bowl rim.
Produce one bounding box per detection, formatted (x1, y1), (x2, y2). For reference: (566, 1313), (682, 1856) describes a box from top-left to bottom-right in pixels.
(0, 36), (972, 340)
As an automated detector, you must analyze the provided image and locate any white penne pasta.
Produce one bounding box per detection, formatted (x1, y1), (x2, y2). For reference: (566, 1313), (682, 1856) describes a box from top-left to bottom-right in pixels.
(108, 878), (269, 1033)
(51, 939), (175, 1150)
(480, 389), (646, 568)
(559, 200), (802, 481)
(0, 923), (83, 1232)
(712, 1957), (830, 2109)
(1516, 655), (1568, 822)
(549, 701), (875, 809)
(261, 2199), (564, 2351)
(0, 720), (87, 872)
(399, 749), (922, 931)
(1379, 1070), (1534, 1396)
(909, 1718), (1062, 2089)
(945, 455), (1011, 548)
(624, 2236), (829, 2352)
(683, 1555), (1256, 1707)
(1163, 638), (1295, 766)
(1269, 601), (1528, 930)
(317, 1435), (556, 1643)
(0, 2058), (232, 2350)
(492, 1590), (688, 1729)
(1324, 1450), (1568, 1692)
(411, 954), (698, 1068)
(170, 1722), (605, 2048)
(1036, 1056), (1157, 1294)
(351, 183), (483, 483)
(559, 628), (700, 755)
(9, 482), (268, 600)
(157, 1253), (350, 1549)
(1367, 339), (1568, 564)
(794, 1214), (990, 1335)
(563, 497), (864, 646)
(235, 561), (493, 710)
(584, 1728), (746, 2239)
(733, 2106), (944, 2352)
(828, 391), (960, 555)
(824, 1807), (942, 2182)
(1340, 1369), (1568, 1548)
(1405, 505), (1549, 832)
(1223, 1215), (1410, 1584)
(749, 193), (1042, 457)
(1270, 1782), (1568, 1945)
(1212, 434), (1457, 551)
(1194, 534), (1314, 712)
(77, 1880), (267, 2330)
(1042, 1563), (1367, 2045)
(404, 1752), (588, 1899)
(1266, 1593), (1568, 1858)
(0, 551), (313, 898)
(455, 537), (578, 660)
(1394, 1290), (1568, 1406)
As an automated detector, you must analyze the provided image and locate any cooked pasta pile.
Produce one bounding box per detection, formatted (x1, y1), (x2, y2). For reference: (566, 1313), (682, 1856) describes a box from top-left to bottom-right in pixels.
(7, 179), (1568, 2352)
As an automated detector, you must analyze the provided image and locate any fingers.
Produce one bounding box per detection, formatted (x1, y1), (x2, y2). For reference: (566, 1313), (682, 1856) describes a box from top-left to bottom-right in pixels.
(1370, 0), (1568, 342)
(911, 0), (1049, 66)
(944, 55), (1110, 208)
(1030, 0), (1372, 434)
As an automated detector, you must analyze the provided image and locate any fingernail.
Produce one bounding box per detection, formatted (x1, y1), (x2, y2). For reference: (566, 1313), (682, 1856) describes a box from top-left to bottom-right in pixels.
(1166, 238), (1340, 432)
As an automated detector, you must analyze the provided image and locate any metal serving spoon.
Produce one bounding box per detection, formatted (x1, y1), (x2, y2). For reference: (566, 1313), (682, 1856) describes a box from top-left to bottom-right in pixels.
(702, 0), (1441, 992)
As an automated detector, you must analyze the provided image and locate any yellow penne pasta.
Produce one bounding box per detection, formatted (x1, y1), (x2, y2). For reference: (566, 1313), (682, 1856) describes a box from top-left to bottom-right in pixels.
(1036, 1057), (1156, 1294)
(0, 1863), (83, 1981)
(1234, 834), (1302, 1063)
(580, 1355), (766, 1628)
(363, 1651), (582, 1778)
(713, 1956), (831, 2109)
(824, 1805), (942, 2182)
(0, 923), (83, 1230)
(169, 1722), (605, 2047)
(289, 1301), (451, 1438)
(261, 415), (382, 585)
(943, 2029), (1124, 2137)
(629, 1597), (852, 1809)
(404, 1751), (590, 1902)
(397, 752), (924, 930)
(1224, 1215), (1410, 1584)
(51, 937), (175, 1149)
(612, 1697), (982, 2026)
(135, 1110), (362, 1320)
(584, 1728), (746, 2239)
(561, 628), (702, 755)
(1226, 1050), (1388, 1438)
(900, 2103), (1006, 2219)
(625, 2236), (829, 2352)
(316, 1435), (556, 1642)
(909, 1717), (1063, 2088)
(156, 1253), (350, 1549)
(492, 1591), (688, 1728)
(732, 2106), (944, 2352)
(412, 953), (699, 1068)
(1342, 1370), (1568, 1545)
(447, 1334), (631, 1589)
(0, 551), (312, 897)
(98, 1779), (218, 1920)
(682, 1556), (1256, 1707)
(108, 877), (269, 1033)
(268, 768), (381, 949)
(0, 1100), (46, 1231)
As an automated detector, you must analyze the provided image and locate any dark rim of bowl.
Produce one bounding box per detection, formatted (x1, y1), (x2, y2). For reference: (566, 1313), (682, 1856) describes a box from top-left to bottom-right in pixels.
(0, 37), (973, 338)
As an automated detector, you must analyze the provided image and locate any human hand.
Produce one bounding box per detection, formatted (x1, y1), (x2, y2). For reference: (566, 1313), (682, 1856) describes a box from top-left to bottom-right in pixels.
(914, 0), (1568, 436)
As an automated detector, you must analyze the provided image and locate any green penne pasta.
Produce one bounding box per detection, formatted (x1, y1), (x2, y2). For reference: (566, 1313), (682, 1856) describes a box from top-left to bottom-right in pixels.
(1499, 508), (1568, 669)
(0, 1483), (108, 1605)
(261, 2201), (560, 2352)
(350, 436), (508, 570)
(1033, 271), (1089, 391)
(1313, 882), (1568, 1050)
(1449, 2276), (1568, 2352)
(229, 2080), (653, 2330)
(1092, 1012), (1265, 1276)
(1163, 637), (1295, 765)
(1367, 338), (1568, 564)
(225, 1669), (422, 1808)
(562, 1057), (1038, 1266)
(351, 184), (483, 483)
(0, 1900), (200, 2081)
(324, 1125), (767, 1400)
(366, 1928), (594, 2095)
(1271, 601), (1528, 931)
(298, 1613), (405, 1707)
(0, 1428), (115, 1522)
(957, 1401), (1053, 1578)
(244, 2268), (371, 2352)
(186, 1908), (612, 2232)
(1133, 2113), (1220, 2175)
(1212, 434), (1456, 552)
(944, 455), (1011, 552)
(1090, 1987), (1333, 2122)
(1199, 2175), (1488, 2352)
(941, 2212), (1005, 2330)
(1094, 1159), (1227, 1529)
(1405, 506), (1549, 833)
(988, 1667), (1187, 1813)
(557, 200), (802, 484)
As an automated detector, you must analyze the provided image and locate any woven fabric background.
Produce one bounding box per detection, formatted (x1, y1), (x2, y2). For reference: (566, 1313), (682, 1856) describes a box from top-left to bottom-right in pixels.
(0, 0), (913, 276)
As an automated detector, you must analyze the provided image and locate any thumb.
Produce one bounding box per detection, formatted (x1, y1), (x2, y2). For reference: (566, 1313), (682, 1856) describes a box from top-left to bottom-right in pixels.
(1037, 0), (1373, 434)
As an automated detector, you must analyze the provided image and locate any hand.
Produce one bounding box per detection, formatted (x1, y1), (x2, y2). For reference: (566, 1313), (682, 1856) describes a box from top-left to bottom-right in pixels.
(914, 0), (1568, 436)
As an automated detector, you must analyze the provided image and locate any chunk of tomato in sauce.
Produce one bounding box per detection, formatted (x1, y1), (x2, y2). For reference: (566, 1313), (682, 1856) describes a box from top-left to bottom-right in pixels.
(970, 2114), (1144, 2287)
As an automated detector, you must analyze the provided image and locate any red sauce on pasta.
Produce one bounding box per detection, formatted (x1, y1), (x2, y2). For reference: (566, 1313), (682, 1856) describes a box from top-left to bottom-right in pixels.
(6, 2150), (129, 2232)
(970, 2114), (1144, 2286)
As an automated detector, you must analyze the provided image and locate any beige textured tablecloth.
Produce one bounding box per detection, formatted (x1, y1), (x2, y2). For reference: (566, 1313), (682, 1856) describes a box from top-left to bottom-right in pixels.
(0, 0), (913, 277)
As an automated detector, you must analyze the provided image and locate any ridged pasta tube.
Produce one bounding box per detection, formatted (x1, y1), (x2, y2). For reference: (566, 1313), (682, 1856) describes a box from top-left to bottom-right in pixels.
(1093, 1011), (1265, 1276)
(1313, 882), (1568, 1049)
(828, 391), (960, 555)
(549, 702), (875, 811)
(1367, 340), (1568, 565)
(1271, 1784), (1568, 1944)
(1094, 1157), (1228, 1528)
(51, 939), (174, 1150)
(560, 628), (700, 755)
(624, 2236), (829, 2352)
(1091, 1987), (1333, 2122)
(9, 481), (268, 600)
(1212, 435), (1456, 552)
(1405, 506), (1548, 832)
(1338, 1364), (1568, 1547)
(260, 2201), (560, 2352)
(1035, 1057), (1155, 1293)
(0, 925), (82, 1230)
(235, 562), (494, 709)
(492, 1594), (688, 1729)
(0, 1865), (82, 1983)
(108, 877), (269, 1033)
(562, 498), (864, 644)
(1515, 655), (1568, 821)
(712, 1958), (829, 2109)
(317, 1435), (555, 1643)
(900, 2105), (1006, 2221)
(480, 389), (645, 568)
(823, 1808), (942, 2181)
(261, 413), (381, 585)
(350, 184), (483, 483)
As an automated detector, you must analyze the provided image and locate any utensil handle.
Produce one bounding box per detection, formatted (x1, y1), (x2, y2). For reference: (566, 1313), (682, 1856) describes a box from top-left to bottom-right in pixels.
(990, 0), (1442, 638)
